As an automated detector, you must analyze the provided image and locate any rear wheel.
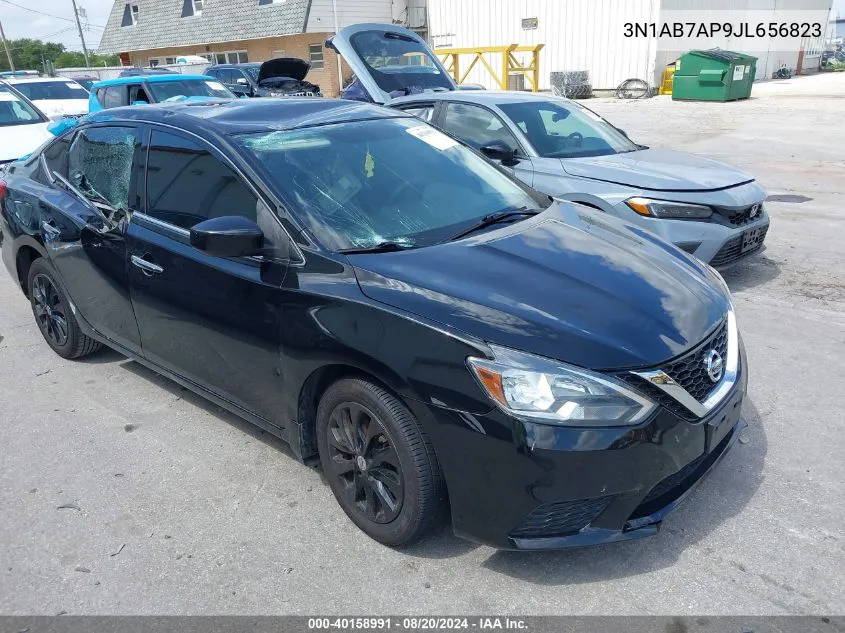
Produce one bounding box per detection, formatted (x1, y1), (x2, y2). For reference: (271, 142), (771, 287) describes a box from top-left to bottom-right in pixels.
(316, 378), (444, 546)
(27, 258), (101, 359)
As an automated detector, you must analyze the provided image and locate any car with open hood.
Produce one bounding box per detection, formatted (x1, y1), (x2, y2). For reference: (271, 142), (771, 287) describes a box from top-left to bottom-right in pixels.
(328, 24), (771, 269)
(0, 97), (746, 550)
(207, 58), (321, 98)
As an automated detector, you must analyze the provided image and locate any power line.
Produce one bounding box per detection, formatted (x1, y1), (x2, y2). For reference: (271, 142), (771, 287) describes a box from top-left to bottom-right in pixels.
(0, 0), (105, 28)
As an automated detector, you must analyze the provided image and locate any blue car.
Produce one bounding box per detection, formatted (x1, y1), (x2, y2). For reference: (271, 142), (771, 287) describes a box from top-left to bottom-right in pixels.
(88, 74), (235, 112)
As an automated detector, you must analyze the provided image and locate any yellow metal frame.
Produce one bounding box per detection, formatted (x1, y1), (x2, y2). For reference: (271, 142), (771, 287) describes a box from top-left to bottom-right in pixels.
(436, 44), (545, 91)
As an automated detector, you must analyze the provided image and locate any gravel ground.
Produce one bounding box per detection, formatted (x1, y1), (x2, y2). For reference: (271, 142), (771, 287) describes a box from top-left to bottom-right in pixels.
(0, 73), (843, 616)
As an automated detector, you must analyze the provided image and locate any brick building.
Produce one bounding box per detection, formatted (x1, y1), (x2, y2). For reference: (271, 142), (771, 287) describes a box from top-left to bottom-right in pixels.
(97, 0), (428, 96)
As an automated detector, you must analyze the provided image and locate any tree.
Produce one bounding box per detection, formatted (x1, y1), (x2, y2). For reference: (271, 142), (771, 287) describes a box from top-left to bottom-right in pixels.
(0, 38), (65, 72)
(0, 38), (119, 72)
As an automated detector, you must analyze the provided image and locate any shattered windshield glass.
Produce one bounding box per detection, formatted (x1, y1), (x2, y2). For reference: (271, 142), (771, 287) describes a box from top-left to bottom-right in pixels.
(350, 31), (453, 96)
(236, 117), (544, 251)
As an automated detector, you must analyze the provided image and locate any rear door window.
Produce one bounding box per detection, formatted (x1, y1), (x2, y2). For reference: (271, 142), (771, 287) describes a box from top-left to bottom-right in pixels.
(67, 126), (140, 214)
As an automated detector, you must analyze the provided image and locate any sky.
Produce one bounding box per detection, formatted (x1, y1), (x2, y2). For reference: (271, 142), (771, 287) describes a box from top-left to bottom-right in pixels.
(0, 0), (844, 53)
(0, 0), (115, 52)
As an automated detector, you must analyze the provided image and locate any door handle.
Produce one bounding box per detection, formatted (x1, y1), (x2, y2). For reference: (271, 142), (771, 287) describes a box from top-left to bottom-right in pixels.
(131, 254), (164, 276)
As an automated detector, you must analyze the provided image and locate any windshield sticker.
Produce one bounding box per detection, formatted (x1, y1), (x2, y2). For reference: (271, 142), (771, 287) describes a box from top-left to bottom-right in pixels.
(406, 125), (457, 151)
(66, 83), (86, 90)
(205, 81), (226, 91)
(364, 150), (375, 178)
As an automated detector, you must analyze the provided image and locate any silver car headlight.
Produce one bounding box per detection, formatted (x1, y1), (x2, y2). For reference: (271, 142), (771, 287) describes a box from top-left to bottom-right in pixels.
(626, 197), (713, 219)
(467, 345), (656, 427)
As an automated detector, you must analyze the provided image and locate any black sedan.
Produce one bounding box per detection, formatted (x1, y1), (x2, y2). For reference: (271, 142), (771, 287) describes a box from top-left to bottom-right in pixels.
(0, 99), (746, 549)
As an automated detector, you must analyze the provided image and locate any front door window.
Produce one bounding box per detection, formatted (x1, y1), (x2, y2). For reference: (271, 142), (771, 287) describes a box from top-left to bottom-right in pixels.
(439, 102), (520, 151)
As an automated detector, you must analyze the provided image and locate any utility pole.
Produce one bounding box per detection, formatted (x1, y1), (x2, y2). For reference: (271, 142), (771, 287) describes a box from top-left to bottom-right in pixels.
(0, 19), (15, 72)
(331, 0), (344, 92)
(70, 0), (91, 68)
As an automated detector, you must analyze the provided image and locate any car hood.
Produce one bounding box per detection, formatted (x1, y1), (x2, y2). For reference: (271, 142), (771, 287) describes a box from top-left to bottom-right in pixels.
(0, 122), (53, 162)
(32, 99), (89, 119)
(351, 202), (730, 370)
(562, 147), (754, 191)
(258, 58), (310, 83)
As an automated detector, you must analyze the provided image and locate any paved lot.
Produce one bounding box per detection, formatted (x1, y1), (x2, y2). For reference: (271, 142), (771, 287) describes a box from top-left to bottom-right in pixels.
(1, 73), (843, 616)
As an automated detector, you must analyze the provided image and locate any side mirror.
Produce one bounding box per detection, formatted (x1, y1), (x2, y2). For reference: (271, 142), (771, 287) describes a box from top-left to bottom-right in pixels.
(190, 215), (264, 258)
(480, 141), (519, 167)
(236, 78), (249, 85)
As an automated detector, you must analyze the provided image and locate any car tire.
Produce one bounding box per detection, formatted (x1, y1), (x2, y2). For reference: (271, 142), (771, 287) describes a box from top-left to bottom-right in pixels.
(27, 258), (101, 359)
(316, 377), (444, 546)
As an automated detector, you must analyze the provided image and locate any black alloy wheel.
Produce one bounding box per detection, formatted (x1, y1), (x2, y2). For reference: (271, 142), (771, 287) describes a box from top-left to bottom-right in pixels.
(27, 258), (101, 359)
(325, 401), (404, 524)
(316, 378), (444, 546)
(32, 273), (69, 347)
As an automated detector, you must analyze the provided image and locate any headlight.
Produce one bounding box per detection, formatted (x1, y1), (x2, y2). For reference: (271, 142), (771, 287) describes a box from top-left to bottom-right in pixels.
(467, 345), (656, 427)
(626, 197), (712, 219)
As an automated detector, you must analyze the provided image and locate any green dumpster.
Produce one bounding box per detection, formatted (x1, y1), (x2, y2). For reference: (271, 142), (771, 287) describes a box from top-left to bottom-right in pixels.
(672, 49), (757, 101)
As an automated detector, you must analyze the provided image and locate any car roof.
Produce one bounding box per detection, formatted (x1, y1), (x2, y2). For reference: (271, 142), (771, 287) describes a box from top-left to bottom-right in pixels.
(91, 74), (213, 89)
(208, 63), (260, 68)
(85, 97), (409, 136)
(390, 90), (574, 107)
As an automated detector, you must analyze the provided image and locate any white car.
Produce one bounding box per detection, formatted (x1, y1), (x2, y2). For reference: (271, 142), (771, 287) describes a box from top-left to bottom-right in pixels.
(3, 76), (89, 120)
(0, 83), (54, 168)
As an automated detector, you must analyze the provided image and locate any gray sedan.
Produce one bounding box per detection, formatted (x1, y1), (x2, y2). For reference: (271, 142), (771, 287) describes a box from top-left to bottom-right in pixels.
(329, 23), (770, 268)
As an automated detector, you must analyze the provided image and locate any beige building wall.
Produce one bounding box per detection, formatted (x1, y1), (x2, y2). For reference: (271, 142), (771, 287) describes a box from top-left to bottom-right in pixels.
(127, 32), (349, 97)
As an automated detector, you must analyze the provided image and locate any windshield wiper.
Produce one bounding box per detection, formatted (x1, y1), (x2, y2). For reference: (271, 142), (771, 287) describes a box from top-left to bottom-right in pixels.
(338, 241), (416, 255)
(447, 207), (539, 242)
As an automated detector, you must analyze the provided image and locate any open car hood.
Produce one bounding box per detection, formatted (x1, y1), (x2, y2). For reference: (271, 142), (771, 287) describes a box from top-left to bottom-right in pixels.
(327, 23), (457, 104)
(257, 57), (311, 83)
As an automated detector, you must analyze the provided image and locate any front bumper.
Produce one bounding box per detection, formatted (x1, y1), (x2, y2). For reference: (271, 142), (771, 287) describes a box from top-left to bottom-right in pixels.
(408, 348), (747, 550)
(611, 201), (770, 268)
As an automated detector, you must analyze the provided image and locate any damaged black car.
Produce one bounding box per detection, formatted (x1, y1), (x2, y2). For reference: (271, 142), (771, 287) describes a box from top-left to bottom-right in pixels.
(0, 98), (746, 550)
